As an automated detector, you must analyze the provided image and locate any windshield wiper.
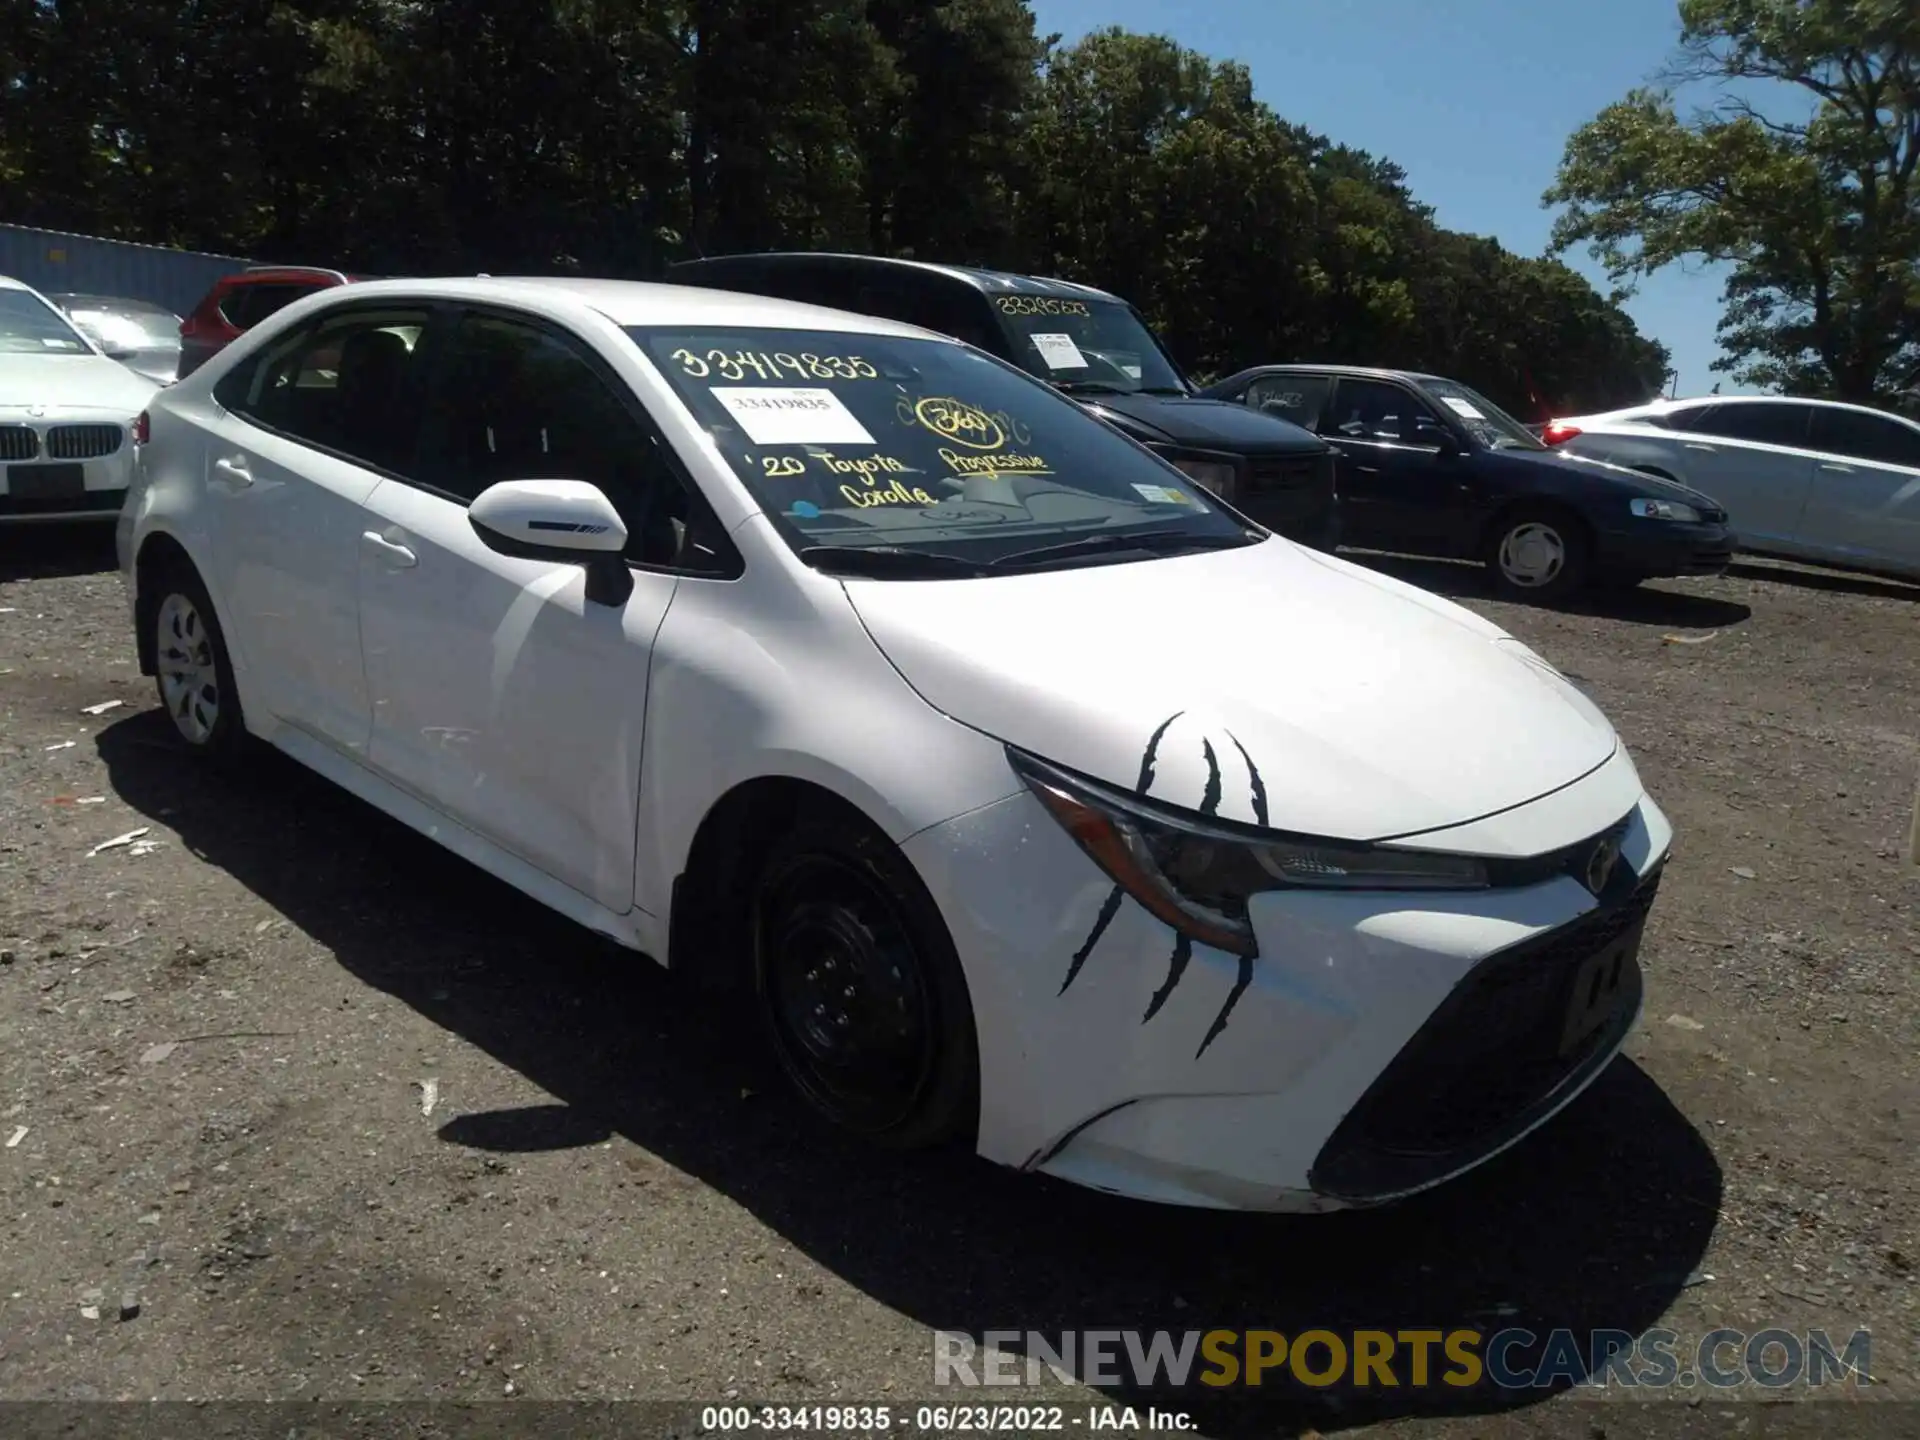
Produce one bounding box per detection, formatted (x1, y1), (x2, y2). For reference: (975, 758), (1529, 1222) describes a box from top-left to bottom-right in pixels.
(1051, 379), (1135, 395)
(990, 529), (1255, 572)
(797, 545), (991, 578)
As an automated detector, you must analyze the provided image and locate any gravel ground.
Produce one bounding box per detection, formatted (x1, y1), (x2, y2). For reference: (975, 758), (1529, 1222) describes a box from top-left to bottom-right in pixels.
(0, 526), (1916, 1439)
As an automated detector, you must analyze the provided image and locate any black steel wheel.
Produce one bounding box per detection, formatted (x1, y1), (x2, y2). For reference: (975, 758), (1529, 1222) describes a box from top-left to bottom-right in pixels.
(752, 817), (977, 1149)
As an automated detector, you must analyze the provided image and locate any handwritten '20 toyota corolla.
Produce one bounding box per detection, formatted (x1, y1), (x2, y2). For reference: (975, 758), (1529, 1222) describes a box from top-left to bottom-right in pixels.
(118, 277), (1672, 1210)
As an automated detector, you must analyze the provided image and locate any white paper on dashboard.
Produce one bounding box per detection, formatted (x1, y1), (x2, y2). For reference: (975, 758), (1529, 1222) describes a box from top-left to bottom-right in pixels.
(1441, 396), (1485, 419)
(710, 387), (876, 446)
(1031, 333), (1088, 370)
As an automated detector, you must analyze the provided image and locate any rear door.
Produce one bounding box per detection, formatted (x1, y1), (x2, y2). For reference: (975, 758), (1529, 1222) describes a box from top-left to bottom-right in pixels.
(1799, 407), (1920, 575)
(200, 301), (436, 753)
(1319, 376), (1477, 554)
(1657, 401), (1818, 547)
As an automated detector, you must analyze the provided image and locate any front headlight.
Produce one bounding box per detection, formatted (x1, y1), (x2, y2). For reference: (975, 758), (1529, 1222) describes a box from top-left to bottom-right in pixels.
(1629, 497), (1702, 523)
(1010, 749), (1489, 958)
(1165, 455), (1236, 497)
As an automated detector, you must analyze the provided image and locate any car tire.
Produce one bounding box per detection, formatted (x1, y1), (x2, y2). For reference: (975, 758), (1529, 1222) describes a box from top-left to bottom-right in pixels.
(149, 562), (247, 761)
(751, 815), (978, 1151)
(1484, 507), (1591, 602)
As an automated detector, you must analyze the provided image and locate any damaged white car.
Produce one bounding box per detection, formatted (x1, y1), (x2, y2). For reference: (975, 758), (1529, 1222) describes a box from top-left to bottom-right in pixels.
(118, 276), (1672, 1211)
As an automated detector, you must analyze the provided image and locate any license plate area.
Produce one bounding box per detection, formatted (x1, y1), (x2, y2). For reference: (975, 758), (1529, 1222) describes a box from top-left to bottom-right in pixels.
(7, 463), (85, 499)
(1559, 923), (1643, 1056)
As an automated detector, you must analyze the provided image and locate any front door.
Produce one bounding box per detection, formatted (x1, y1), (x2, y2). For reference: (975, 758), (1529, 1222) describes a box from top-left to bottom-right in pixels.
(198, 302), (435, 754)
(355, 307), (688, 913)
(1663, 401), (1819, 548)
(1319, 377), (1476, 555)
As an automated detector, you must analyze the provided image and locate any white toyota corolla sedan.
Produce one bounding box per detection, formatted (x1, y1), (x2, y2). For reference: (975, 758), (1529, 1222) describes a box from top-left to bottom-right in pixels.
(118, 277), (1673, 1211)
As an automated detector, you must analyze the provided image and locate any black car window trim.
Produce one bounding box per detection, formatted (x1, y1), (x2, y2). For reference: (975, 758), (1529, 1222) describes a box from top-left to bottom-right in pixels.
(213, 299), (443, 485)
(1325, 376), (1458, 452)
(409, 301), (744, 581)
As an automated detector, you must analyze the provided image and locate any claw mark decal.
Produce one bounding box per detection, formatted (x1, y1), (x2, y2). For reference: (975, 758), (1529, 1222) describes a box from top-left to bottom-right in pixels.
(1059, 883), (1124, 996)
(1061, 712), (1271, 1059)
(1226, 730), (1268, 827)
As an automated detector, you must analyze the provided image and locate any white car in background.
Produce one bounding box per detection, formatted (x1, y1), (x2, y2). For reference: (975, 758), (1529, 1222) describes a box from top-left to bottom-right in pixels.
(120, 276), (1674, 1212)
(1543, 395), (1920, 581)
(0, 274), (160, 524)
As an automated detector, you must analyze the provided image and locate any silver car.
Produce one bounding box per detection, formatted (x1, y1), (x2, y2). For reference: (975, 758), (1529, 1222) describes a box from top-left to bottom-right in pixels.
(1544, 395), (1920, 582)
(48, 294), (183, 386)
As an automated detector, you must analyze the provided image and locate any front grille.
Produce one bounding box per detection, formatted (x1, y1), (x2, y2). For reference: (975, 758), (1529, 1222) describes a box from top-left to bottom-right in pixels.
(1309, 867), (1662, 1202)
(1246, 453), (1329, 494)
(45, 424), (122, 460)
(0, 425), (37, 461)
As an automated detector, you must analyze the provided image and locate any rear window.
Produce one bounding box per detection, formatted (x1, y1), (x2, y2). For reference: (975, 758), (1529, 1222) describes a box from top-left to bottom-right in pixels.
(219, 282), (326, 330)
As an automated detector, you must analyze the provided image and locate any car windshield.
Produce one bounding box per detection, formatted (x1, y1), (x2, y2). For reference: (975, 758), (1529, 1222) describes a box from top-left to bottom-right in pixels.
(1419, 377), (1546, 451)
(629, 326), (1254, 571)
(0, 289), (93, 355)
(987, 296), (1188, 396)
(58, 302), (179, 351)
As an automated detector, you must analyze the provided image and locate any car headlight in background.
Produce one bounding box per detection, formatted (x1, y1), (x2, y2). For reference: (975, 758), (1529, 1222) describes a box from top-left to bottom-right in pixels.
(1629, 497), (1702, 522)
(1009, 749), (1489, 957)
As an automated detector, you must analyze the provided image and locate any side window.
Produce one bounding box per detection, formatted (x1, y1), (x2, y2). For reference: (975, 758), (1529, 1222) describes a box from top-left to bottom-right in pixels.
(1685, 402), (1814, 447)
(1244, 374), (1331, 430)
(227, 306), (431, 475)
(1808, 407), (1920, 469)
(1327, 378), (1445, 443)
(215, 286), (256, 329)
(422, 312), (713, 570)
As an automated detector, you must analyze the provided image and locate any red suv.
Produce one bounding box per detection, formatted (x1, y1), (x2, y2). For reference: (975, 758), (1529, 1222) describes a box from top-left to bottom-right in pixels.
(177, 266), (358, 379)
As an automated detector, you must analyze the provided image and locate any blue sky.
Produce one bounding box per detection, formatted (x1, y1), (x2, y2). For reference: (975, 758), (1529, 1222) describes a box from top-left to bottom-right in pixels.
(1029, 0), (1758, 398)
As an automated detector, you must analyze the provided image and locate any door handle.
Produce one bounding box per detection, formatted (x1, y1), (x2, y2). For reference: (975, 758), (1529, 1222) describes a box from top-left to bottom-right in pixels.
(212, 455), (253, 488)
(362, 531), (418, 568)
(1682, 443), (1717, 453)
(1818, 462), (1854, 473)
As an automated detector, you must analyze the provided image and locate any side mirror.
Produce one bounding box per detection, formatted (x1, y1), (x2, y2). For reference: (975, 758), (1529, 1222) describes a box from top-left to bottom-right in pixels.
(469, 479), (632, 604)
(1431, 428), (1464, 458)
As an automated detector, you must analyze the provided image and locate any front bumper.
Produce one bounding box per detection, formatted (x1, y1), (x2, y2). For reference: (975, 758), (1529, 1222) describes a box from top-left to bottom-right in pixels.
(1593, 519), (1736, 578)
(902, 750), (1673, 1212)
(0, 423), (134, 524)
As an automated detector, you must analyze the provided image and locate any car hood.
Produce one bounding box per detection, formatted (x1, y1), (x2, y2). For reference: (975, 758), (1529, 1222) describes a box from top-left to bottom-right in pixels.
(843, 539), (1618, 841)
(1077, 391), (1327, 456)
(1488, 445), (1723, 510)
(0, 353), (161, 414)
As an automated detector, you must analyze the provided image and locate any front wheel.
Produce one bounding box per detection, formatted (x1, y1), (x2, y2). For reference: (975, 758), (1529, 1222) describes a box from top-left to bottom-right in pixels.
(1485, 509), (1590, 602)
(751, 817), (978, 1150)
(150, 565), (247, 759)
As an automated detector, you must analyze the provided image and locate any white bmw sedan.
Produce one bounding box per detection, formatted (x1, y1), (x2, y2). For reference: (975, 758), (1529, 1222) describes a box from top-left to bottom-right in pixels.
(1, 275), (161, 524)
(119, 277), (1673, 1211)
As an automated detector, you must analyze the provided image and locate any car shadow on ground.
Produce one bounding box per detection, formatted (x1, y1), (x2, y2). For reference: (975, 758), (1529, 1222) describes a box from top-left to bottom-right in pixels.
(0, 523), (119, 584)
(1342, 550), (1754, 630)
(97, 714), (1721, 1437)
(1725, 558), (1920, 604)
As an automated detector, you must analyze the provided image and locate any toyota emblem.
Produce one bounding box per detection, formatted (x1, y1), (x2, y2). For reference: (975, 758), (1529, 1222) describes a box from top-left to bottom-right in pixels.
(1584, 836), (1621, 895)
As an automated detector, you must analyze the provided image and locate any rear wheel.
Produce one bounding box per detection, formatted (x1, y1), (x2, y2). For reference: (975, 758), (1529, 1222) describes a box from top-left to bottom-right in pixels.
(751, 816), (977, 1149)
(1485, 508), (1591, 602)
(150, 564), (246, 759)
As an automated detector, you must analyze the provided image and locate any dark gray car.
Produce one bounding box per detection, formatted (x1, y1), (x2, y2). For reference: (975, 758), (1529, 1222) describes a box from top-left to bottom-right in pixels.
(48, 294), (182, 385)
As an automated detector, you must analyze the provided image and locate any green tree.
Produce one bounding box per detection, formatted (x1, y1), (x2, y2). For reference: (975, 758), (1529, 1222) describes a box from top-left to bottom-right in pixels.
(1545, 0), (1920, 400)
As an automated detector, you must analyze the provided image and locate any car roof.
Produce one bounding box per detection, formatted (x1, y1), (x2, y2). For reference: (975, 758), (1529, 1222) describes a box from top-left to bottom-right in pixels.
(302, 275), (949, 339)
(1622, 394), (1920, 426)
(1230, 362), (1453, 386)
(671, 252), (1123, 305)
(50, 293), (175, 311)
